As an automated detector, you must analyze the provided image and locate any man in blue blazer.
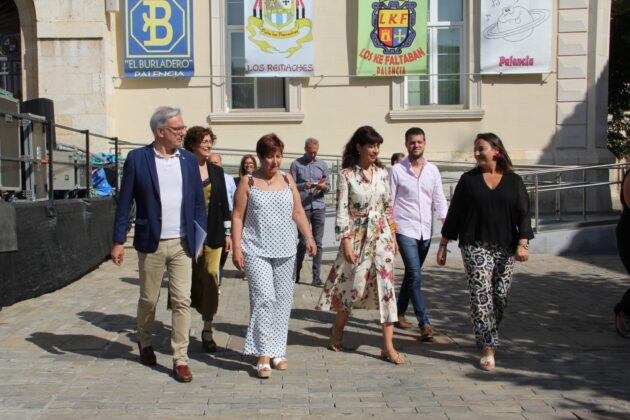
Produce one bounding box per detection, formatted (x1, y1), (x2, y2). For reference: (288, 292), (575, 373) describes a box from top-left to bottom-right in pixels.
(111, 106), (206, 382)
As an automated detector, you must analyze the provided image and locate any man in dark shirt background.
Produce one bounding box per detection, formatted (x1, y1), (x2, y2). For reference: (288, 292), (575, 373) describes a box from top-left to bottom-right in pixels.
(290, 138), (330, 286)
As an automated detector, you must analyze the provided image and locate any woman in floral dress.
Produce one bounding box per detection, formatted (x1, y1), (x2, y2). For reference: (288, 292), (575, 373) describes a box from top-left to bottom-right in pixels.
(316, 126), (403, 364)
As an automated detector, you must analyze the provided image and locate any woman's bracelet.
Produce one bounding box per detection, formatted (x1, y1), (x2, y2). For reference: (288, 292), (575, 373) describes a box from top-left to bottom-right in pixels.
(389, 223), (397, 234)
(518, 242), (529, 250)
(439, 243), (448, 249)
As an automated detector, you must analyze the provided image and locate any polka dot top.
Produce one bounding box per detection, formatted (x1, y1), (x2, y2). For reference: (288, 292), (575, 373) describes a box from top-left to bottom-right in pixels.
(242, 172), (298, 258)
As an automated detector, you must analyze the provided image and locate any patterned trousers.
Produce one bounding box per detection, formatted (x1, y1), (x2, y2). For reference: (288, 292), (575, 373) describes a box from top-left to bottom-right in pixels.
(243, 254), (296, 357)
(461, 242), (514, 349)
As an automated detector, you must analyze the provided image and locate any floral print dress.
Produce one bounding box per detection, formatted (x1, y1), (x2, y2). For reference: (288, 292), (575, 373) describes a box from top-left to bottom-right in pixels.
(316, 165), (398, 323)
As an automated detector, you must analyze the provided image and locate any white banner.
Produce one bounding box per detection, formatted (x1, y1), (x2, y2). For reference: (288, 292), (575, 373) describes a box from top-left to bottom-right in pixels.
(244, 0), (314, 77)
(480, 0), (552, 74)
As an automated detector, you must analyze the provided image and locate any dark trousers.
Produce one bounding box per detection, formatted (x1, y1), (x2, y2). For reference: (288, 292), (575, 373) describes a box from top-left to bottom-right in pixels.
(396, 233), (431, 326)
(615, 218), (630, 314)
(295, 207), (326, 284)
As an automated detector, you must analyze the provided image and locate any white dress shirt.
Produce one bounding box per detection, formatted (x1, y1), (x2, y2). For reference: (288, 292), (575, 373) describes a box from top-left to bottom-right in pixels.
(389, 157), (448, 240)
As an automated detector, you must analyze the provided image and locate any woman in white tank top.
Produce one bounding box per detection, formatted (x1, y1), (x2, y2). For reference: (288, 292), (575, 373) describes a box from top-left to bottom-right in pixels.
(231, 134), (317, 379)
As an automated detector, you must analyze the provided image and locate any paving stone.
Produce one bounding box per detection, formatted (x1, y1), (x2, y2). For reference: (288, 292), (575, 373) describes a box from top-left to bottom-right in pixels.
(1, 255), (629, 418)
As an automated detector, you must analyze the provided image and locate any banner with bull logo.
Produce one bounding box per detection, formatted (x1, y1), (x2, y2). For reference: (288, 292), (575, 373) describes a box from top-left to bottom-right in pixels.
(356, 0), (427, 77)
(244, 0), (314, 77)
(480, 0), (552, 74)
(123, 0), (194, 78)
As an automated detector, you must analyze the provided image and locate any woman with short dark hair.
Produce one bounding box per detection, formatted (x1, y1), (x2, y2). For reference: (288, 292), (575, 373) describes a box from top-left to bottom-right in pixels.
(316, 126), (404, 365)
(390, 152), (405, 166)
(438, 132), (533, 370)
(181, 126), (231, 353)
(231, 133), (316, 378)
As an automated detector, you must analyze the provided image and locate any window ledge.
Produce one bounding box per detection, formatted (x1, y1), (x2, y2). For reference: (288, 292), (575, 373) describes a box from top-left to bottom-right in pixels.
(389, 108), (485, 121)
(209, 111), (305, 123)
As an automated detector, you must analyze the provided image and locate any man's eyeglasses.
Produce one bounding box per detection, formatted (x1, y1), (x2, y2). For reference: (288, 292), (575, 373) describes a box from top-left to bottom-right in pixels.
(163, 125), (187, 134)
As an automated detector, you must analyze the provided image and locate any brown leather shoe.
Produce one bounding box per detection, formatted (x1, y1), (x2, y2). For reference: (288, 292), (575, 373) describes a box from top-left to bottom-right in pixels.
(201, 330), (218, 353)
(420, 324), (434, 342)
(394, 316), (412, 330)
(137, 342), (157, 365)
(173, 364), (193, 382)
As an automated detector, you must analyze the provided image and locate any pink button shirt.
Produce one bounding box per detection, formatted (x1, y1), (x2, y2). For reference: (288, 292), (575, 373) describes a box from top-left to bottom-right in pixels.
(389, 158), (448, 241)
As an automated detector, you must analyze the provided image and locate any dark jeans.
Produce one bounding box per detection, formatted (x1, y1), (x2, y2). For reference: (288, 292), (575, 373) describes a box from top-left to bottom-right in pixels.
(296, 207), (325, 284)
(396, 233), (431, 326)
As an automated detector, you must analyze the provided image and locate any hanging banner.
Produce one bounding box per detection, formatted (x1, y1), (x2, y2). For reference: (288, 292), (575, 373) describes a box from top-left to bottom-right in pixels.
(123, 0), (194, 78)
(244, 0), (314, 77)
(356, 0), (427, 77)
(480, 0), (551, 74)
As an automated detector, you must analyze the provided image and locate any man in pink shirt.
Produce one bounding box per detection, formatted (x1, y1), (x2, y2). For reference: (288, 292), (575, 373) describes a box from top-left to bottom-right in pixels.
(389, 127), (448, 341)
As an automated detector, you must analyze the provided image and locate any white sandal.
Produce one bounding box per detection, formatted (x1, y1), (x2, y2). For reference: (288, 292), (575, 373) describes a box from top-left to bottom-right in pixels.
(479, 354), (495, 371)
(271, 356), (287, 370)
(256, 363), (271, 378)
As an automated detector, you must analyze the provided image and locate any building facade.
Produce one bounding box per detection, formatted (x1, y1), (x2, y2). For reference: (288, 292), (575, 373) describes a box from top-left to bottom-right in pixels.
(0, 0), (612, 166)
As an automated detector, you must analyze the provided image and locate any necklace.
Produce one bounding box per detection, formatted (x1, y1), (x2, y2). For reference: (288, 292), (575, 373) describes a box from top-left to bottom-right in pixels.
(361, 165), (373, 182)
(263, 175), (276, 186)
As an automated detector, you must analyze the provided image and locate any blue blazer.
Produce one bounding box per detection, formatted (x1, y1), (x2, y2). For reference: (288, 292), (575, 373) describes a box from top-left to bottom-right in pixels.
(112, 144), (207, 255)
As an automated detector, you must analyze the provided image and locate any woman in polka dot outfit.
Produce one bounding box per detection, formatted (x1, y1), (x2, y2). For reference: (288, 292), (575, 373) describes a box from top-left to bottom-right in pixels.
(232, 133), (316, 379)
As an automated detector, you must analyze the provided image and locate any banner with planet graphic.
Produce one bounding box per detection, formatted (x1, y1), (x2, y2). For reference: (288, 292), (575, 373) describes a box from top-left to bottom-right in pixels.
(356, 0), (428, 77)
(480, 0), (551, 74)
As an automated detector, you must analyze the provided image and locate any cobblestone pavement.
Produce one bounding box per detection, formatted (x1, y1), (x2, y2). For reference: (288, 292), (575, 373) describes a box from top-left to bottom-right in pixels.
(1, 249), (629, 419)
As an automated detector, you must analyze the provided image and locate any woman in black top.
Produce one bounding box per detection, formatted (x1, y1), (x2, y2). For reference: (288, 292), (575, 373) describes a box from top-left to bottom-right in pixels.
(437, 133), (533, 371)
(182, 126), (232, 352)
(614, 169), (630, 338)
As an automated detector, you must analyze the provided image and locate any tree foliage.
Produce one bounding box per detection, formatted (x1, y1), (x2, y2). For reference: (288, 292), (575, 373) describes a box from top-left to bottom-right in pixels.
(608, 0), (630, 159)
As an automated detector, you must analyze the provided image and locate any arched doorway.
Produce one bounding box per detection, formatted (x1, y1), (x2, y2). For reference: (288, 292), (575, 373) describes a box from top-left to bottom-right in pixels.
(0, 1), (21, 100)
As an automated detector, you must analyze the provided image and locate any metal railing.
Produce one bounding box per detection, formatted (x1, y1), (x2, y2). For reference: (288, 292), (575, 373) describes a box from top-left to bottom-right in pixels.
(0, 110), (121, 201)
(435, 160), (627, 233)
(113, 139), (343, 207)
(521, 162), (626, 232)
(1, 111), (625, 235)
